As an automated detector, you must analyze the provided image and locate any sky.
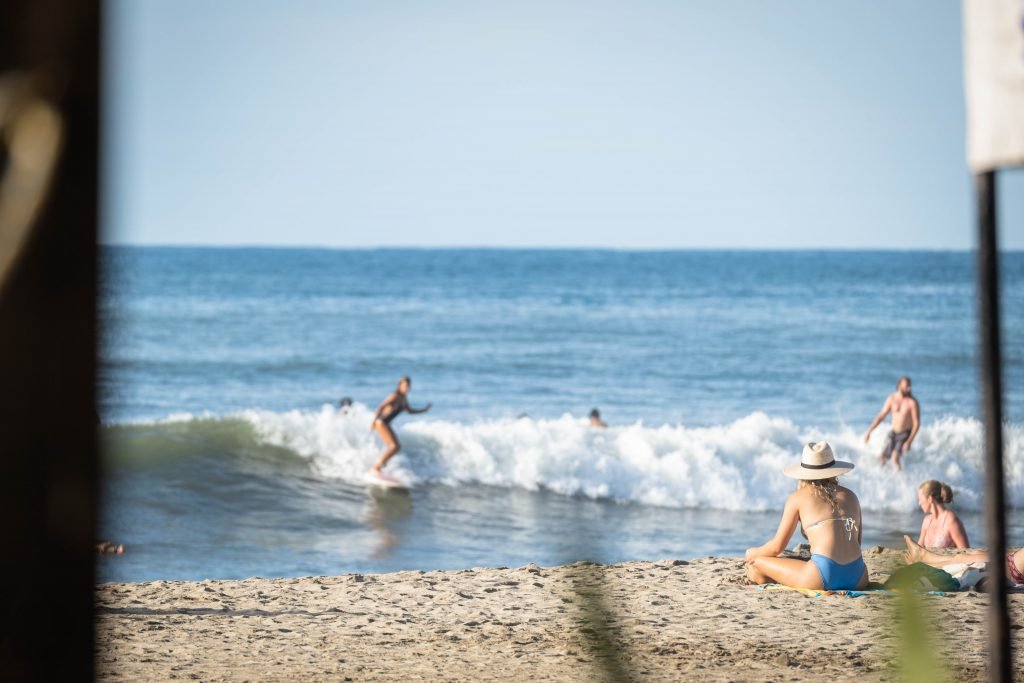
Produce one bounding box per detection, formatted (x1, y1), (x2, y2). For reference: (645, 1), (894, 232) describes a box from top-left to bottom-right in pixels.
(104, 0), (1023, 249)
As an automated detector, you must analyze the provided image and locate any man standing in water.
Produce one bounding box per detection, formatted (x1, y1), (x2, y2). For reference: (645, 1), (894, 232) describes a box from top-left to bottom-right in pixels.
(864, 376), (920, 472)
(370, 376), (431, 475)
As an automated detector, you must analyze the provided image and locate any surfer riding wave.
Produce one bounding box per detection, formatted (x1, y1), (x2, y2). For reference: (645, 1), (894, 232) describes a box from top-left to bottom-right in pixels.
(370, 376), (431, 475)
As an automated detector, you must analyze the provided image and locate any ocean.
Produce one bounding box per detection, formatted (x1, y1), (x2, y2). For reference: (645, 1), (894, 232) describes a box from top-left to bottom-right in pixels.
(98, 248), (1024, 582)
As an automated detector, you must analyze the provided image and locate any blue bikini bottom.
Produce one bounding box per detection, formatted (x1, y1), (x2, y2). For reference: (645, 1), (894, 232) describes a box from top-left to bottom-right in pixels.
(810, 554), (866, 591)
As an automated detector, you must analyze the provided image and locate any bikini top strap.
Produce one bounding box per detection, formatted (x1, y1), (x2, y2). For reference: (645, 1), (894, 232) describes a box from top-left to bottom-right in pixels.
(804, 516), (858, 541)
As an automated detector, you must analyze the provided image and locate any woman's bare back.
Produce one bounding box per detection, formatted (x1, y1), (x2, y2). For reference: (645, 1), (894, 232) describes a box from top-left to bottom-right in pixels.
(796, 485), (862, 563)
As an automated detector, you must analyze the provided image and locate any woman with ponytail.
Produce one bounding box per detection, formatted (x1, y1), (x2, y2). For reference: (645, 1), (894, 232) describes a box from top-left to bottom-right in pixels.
(916, 480), (969, 549)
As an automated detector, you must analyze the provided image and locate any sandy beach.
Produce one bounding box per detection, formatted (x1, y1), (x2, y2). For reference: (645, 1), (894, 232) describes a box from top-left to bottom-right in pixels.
(94, 547), (1024, 681)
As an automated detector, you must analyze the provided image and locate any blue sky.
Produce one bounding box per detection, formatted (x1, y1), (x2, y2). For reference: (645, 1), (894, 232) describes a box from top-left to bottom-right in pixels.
(104, 0), (1023, 249)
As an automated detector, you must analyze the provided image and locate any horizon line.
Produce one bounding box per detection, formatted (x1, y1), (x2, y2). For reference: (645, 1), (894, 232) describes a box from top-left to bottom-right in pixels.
(99, 243), (1021, 253)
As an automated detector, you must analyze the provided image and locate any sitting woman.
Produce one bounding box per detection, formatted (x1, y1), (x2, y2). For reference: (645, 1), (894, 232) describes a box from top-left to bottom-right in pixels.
(746, 441), (868, 591)
(916, 479), (969, 549)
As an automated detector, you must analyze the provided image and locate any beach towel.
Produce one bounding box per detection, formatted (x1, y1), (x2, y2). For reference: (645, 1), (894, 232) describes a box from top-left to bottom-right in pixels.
(757, 584), (898, 598)
(757, 583), (951, 598)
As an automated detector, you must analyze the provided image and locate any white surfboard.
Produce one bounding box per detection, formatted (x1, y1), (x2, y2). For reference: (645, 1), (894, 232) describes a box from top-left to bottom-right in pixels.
(365, 470), (409, 490)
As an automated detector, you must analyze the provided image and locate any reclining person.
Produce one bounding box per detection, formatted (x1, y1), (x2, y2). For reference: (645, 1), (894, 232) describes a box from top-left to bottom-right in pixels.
(903, 535), (1024, 586)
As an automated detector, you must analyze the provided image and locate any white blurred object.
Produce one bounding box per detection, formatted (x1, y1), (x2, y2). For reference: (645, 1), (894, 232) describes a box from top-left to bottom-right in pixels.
(944, 561), (986, 589)
(964, 0), (1024, 172)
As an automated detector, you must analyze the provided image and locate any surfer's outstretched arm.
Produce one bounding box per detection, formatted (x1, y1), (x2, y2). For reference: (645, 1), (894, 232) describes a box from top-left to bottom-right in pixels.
(407, 401), (432, 415)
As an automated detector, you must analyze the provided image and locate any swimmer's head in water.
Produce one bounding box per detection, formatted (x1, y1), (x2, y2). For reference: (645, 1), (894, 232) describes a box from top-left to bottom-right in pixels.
(398, 376), (411, 392)
(898, 376), (912, 395)
(338, 397), (353, 409)
(589, 409), (600, 419)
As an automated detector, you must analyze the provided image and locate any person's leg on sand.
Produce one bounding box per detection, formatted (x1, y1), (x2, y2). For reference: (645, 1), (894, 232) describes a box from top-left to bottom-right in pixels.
(903, 535), (988, 566)
(747, 556), (824, 590)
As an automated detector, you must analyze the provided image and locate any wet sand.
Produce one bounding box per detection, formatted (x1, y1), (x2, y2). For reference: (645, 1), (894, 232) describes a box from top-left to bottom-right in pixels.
(95, 548), (1024, 681)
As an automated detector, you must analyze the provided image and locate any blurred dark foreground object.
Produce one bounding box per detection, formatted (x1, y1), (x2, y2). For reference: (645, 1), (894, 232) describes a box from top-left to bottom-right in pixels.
(884, 563), (961, 593)
(0, 0), (100, 680)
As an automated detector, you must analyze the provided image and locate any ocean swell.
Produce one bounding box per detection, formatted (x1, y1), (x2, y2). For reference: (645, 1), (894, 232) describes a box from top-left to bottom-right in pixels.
(106, 406), (1024, 513)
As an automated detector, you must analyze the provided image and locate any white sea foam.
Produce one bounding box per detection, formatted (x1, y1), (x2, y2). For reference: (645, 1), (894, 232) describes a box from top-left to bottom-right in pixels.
(142, 405), (1024, 513)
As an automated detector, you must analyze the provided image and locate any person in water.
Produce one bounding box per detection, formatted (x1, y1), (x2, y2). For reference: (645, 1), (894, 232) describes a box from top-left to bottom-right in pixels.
(745, 442), (868, 591)
(916, 479), (968, 549)
(95, 540), (124, 555)
(589, 408), (607, 429)
(864, 375), (920, 471)
(903, 536), (1024, 587)
(370, 376), (431, 475)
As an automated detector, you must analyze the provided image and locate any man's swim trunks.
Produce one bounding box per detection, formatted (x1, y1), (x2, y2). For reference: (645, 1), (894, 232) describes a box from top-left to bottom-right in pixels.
(882, 430), (911, 460)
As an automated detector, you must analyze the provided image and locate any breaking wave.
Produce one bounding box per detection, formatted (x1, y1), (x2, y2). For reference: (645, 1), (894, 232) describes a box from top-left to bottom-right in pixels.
(105, 404), (1024, 513)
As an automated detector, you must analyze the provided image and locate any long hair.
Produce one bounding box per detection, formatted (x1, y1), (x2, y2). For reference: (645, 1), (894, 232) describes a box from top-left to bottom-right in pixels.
(796, 477), (840, 539)
(799, 477), (840, 512)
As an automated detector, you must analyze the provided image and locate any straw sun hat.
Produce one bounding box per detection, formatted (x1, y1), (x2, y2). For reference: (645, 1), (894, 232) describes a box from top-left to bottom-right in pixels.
(783, 441), (854, 480)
